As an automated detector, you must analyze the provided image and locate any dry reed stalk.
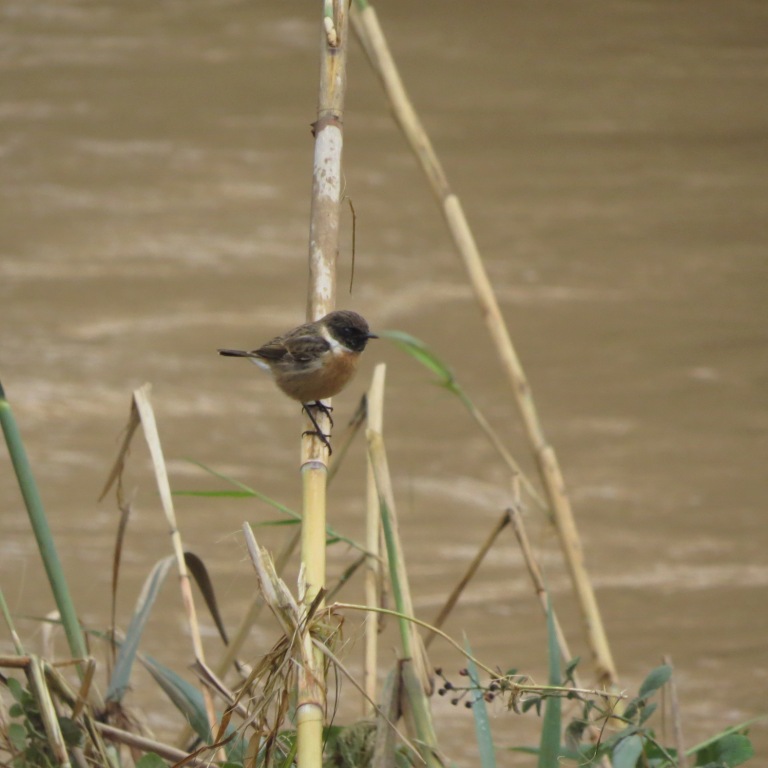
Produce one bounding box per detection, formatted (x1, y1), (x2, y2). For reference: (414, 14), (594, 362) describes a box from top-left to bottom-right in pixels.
(366, 431), (431, 691)
(101, 385), (219, 748)
(242, 524), (329, 767)
(351, 4), (618, 687)
(95, 723), (210, 767)
(537, 447), (616, 684)
(364, 364), (386, 712)
(507, 506), (579, 686)
(27, 655), (71, 768)
(132, 386), (219, 742)
(297, 3), (350, 763)
(211, 529), (300, 680)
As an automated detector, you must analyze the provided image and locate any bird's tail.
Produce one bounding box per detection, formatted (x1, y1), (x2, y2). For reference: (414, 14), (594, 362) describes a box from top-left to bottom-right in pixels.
(218, 348), (270, 373)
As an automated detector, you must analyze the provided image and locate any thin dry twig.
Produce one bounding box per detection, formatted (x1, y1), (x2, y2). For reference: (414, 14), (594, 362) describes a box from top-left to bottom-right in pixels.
(424, 510), (510, 650)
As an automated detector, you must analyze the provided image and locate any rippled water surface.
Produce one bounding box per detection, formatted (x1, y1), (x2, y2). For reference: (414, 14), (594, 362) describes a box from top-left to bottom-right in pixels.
(2, 1), (767, 763)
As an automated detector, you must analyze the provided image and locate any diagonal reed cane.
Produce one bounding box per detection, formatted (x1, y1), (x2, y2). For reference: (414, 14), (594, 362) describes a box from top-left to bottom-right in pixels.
(351, 1), (618, 688)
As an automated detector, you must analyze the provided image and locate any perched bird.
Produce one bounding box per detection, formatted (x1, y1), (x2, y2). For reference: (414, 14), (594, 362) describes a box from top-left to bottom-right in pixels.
(218, 310), (377, 452)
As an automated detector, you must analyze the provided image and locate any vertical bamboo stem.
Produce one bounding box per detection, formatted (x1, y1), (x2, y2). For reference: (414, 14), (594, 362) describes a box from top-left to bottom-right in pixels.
(301, 0), (349, 592)
(300, 468), (328, 605)
(296, 697), (324, 768)
(298, 2), (349, 765)
(352, 4), (618, 687)
(306, 0), (347, 324)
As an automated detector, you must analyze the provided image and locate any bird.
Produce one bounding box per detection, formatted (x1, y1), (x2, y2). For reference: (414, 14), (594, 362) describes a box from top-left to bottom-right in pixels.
(218, 310), (377, 453)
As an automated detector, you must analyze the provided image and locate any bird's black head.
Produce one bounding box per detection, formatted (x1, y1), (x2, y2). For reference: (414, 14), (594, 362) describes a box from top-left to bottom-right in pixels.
(323, 310), (377, 353)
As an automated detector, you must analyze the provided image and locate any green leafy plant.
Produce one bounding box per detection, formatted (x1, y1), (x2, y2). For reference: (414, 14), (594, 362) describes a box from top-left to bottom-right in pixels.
(4, 677), (81, 768)
(509, 662), (756, 768)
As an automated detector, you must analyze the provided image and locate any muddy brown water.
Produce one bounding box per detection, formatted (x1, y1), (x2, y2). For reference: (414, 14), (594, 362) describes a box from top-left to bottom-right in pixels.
(2, 1), (767, 764)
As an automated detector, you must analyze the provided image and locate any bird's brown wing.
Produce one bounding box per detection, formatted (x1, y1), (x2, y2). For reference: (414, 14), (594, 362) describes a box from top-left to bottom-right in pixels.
(254, 338), (290, 361)
(257, 334), (329, 363)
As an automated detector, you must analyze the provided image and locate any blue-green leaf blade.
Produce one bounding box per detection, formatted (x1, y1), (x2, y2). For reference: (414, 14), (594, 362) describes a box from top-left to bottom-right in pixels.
(538, 594), (562, 768)
(379, 330), (454, 383)
(611, 733), (644, 768)
(107, 556), (174, 703)
(637, 664), (671, 699)
(142, 654), (211, 740)
(464, 634), (496, 768)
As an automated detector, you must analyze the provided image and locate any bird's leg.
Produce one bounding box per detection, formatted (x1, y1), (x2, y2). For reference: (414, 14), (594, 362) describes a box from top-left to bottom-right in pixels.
(302, 402), (333, 454)
(311, 400), (334, 427)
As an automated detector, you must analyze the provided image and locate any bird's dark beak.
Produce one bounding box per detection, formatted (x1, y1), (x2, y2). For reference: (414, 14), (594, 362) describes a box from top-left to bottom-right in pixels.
(367, 333), (379, 340)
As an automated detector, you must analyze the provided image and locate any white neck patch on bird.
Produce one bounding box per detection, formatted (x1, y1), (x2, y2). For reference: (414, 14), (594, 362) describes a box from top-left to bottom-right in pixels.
(321, 324), (351, 354)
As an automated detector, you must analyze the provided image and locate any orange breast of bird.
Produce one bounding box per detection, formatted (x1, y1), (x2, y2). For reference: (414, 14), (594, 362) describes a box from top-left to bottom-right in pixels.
(274, 347), (361, 403)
